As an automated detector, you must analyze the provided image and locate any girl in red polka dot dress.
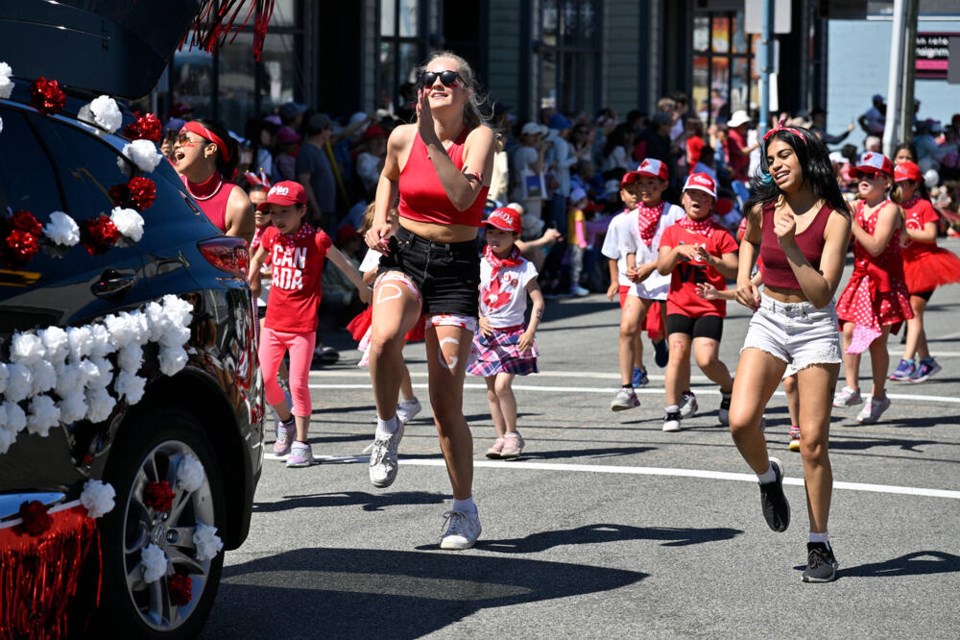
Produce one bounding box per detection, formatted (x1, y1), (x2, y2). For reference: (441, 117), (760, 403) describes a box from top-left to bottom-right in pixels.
(834, 152), (913, 424)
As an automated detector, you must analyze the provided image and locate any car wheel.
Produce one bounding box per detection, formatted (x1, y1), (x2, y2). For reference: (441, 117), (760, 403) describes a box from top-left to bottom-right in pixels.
(97, 408), (226, 639)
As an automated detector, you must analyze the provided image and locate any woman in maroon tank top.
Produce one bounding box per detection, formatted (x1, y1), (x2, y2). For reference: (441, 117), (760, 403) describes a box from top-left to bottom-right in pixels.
(173, 119), (255, 243)
(362, 51), (496, 550)
(728, 124), (852, 582)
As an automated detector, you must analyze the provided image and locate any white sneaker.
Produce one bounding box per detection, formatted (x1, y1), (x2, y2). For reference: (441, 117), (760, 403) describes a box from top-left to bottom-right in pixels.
(857, 395), (891, 424)
(611, 388), (640, 411)
(833, 386), (863, 407)
(679, 391), (698, 418)
(569, 285), (590, 297)
(369, 421), (404, 488)
(662, 407), (682, 432)
(440, 509), (482, 550)
(396, 397), (422, 424)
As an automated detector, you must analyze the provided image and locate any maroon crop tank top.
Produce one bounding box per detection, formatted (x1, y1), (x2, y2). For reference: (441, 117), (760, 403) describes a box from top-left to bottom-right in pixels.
(759, 201), (833, 289)
(397, 128), (487, 227)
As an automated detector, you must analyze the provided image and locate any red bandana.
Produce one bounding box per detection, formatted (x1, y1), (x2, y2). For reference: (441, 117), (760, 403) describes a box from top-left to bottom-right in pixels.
(637, 201), (666, 247)
(677, 214), (715, 236)
(484, 244), (523, 279)
(277, 223), (315, 248)
(900, 195), (920, 210)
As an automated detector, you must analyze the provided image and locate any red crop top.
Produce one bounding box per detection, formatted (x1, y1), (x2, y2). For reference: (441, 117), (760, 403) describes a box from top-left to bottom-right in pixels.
(758, 201), (833, 289)
(397, 128), (487, 227)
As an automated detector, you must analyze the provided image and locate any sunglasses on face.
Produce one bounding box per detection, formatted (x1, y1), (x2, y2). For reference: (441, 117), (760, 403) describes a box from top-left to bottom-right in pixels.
(857, 170), (880, 180)
(418, 70), (462, 89)
(176, 134), (207, 148)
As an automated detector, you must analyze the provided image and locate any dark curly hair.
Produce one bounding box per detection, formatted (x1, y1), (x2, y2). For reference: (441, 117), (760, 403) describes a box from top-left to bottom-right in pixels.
(743, 125), (848, 219)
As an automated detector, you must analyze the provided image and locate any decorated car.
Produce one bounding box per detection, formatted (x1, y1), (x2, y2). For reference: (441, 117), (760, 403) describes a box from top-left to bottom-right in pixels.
(0, 1), (267, 638)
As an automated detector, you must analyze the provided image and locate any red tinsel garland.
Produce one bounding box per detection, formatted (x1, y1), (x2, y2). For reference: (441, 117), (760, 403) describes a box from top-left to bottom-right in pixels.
(0, 505), (101, 640)
(10, 210), (43, 238)
(181, 0), (276, 61)
(124, 113), (163, 143)
(17, 501), (53, 537)
(167, 574), (193, 606)
(29, 77), (67, 115)
(79, 215), (120, 255)
(143, 481), (176, 513)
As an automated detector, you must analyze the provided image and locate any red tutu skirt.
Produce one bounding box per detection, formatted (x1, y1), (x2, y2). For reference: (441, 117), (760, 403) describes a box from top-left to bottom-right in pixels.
(902, 247), (960, 294)
(836, 272), (913, 328)
(346, 306), (425, 344)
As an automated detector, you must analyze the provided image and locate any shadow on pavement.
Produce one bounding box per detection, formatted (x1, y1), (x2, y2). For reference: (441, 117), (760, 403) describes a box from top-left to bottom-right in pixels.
(515, 445), (657, 460)
(836, 551), (960, 578)
(829, 437), (941, 452)
(253, 490), (448, 513)
(208, 548), (647, 639)
(470, 523), (742, 554)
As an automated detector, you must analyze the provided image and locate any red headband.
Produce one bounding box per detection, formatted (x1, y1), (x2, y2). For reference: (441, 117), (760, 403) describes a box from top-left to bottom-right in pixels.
(763, 116), (805, 144)
(181, 121), (231, 163)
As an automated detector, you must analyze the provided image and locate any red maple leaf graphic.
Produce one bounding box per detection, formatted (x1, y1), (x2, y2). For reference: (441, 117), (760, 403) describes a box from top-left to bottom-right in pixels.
(481, 275), (512, 310)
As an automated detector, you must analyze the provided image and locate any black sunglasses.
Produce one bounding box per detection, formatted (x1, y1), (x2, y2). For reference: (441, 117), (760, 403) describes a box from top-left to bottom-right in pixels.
(418, 70), (462, 89)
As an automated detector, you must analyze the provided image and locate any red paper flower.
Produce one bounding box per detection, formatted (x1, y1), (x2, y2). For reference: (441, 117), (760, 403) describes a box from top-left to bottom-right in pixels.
(30, 77), (67, 115)
(4, 229), (41, 265)
(109, 183), (130, 208)
(10, 210), (43, 237)
(79, 214), (120, 255)
(126, 177), (157, 211)
(167, 574), (193, 606)
(125, 113), (163, 143)
(18, 500), (53, 537)
(143, 480), (176, 513)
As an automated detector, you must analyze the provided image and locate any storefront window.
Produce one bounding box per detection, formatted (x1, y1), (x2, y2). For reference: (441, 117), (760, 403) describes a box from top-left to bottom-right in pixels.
(538, 0), (600, 115)
(380, 0), (423, 118)
(692, 10), (757, 126)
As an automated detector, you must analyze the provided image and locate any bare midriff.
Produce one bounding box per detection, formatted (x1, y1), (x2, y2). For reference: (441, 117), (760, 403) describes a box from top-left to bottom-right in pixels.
(399, 217), (478, 243)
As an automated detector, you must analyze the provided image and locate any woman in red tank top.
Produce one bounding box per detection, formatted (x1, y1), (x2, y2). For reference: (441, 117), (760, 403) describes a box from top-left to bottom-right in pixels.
(728, 123), (852, 582)
(173, 119), (255, 243)
(362, 51), (495, 550)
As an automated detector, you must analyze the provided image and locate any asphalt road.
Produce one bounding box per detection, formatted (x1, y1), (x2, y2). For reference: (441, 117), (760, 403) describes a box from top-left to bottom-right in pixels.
(202, 240), (960, 640)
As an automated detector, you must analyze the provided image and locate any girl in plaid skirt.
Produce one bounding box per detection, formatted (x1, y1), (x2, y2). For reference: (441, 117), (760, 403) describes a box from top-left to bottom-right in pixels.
(468, 208), (545, 459)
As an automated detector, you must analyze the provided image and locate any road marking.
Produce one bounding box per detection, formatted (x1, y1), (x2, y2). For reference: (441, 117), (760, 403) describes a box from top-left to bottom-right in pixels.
(399, 459), (960, 500)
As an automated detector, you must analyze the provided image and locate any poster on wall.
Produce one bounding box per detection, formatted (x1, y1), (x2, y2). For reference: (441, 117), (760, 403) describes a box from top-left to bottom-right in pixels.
(916, 32), (955, 80)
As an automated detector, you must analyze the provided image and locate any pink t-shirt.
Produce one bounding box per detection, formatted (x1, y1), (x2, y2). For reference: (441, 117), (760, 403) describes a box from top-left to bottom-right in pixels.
(261, 224), (332, 333)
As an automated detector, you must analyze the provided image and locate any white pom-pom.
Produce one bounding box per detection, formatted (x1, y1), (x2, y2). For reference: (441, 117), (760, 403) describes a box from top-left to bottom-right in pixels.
(0, 116), (4, 135)
(86, 356), (113, 390)
(0, 424), (15, 455)
(85, 386), (116, 424)
(0, 61), (12, 100)
(193, 523), (224, 562)
(83, 95), (123, 134)
(140, 544), (168, 583)
(44, 211), (81, 247)
(59, 393), (89, 424)
(67, 325), (94, 359)
(106, 312), (147, 349)
(117, 343), (143, 374)
(75, 358), (101, 389)
(110, 207), (145, 242)
(0, 362), (7, 395)
(40, 326), (70, 362)
(80, 480), (116, 518)
(88, 324), (116, 358)
(26, 396), (60, 437)
(30, 359), (57, 395)
(177, 454), (205, 493)
(158, 346), (188, 376)
(2, 401), (27, 433)
(11, 332), (45, 364)
(121, 139), (164, 173)
(4, 363), (33, 402)
(115, 370), (146, 404)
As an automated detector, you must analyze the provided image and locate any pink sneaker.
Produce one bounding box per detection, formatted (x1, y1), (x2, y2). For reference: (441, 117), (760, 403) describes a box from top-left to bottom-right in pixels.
(286, 441), (314, 467)
(486, 437), (506, 459)
(273, 419), (295, 456)
(500, 432), (524, 460)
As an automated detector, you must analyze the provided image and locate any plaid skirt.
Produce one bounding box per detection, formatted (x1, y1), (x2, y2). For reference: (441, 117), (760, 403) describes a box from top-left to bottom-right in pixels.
(467, 324), (539, 377)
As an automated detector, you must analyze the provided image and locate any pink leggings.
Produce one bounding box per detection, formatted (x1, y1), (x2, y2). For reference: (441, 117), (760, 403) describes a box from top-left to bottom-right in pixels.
(258, 327), (316, 417)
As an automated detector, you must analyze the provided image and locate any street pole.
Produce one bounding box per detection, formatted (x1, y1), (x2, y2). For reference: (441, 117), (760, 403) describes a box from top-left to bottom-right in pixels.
(883, 0), (908, 156)
(900, 0), (919, 143)
(758, 0), (774, 137)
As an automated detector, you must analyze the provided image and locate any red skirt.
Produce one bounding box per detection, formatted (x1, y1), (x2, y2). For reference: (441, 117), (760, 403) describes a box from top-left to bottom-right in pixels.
(346, 306), (426, 344)
(902, 246), (960, 294)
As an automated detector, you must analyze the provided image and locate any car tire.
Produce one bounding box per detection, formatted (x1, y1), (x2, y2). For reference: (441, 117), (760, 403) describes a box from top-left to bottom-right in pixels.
(96, 408), (226, 640)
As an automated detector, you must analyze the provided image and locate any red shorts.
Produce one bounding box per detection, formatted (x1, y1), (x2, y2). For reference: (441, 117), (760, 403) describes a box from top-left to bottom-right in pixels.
(618, 285), (630, 308)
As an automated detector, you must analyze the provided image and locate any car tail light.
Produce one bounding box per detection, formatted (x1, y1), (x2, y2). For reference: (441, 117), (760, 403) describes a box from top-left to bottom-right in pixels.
(197, 237), (250, 277)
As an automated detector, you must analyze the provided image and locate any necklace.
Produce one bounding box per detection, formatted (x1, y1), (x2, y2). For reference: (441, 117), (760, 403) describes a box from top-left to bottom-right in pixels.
(185, 173), (224, 201)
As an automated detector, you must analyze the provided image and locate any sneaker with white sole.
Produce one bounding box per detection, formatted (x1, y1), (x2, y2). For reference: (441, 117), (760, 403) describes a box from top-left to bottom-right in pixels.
(485, 437), (505, 459)
(632, 367), (649, 388)
(889, 359), (916, 381)
(500, 432), (524, 459)
(396, 397), (422, 424)
(285, 441), (314, 467)
(910, 357), (941, 383)
(662, 407), (682, 432)
(856, 395), (891, 424)
(679, 391), (698, 418)
(273, 418), (295, 456)
(610, 387), (640, 411)
(832, 386), (862, 407)
(369, 421), (404, 488)
(440, 509), (482, 550)
(788, 425), (801, 452)
(718, 392), (731, 426)
(802, 542), (839, 583)
(759, 457), (790, 532)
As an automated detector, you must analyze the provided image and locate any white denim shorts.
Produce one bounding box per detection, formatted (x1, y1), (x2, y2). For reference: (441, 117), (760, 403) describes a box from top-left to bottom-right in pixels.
(741, 293), (841, 373)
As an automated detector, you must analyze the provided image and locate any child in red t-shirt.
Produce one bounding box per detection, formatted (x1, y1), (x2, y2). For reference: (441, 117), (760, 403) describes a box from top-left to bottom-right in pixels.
(657, 173), (739, 432)
(248, 181), (370, 467)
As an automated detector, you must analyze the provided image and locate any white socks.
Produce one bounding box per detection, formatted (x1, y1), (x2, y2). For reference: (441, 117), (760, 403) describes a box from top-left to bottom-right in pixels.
(376, 415), (399, 437)
(809, 531), (830, 547)
(453, 496), (477, 514)
(757, 464), (777, 484)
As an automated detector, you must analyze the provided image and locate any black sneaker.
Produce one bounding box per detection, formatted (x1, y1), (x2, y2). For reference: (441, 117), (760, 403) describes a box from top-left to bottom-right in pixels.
(759, 457), (790, 532)
(802, 542), (839, 583)
(653, 338), (669, 368)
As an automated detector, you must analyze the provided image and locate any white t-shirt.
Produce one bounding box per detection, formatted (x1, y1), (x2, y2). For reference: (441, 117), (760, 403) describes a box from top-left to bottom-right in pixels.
(479, 256), (539, 327)
(603, 203), (684, 300)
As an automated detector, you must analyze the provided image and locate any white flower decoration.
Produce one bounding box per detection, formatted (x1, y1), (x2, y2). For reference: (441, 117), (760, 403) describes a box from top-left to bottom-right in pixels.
(109, 207), (145, 242)
(11, 332), (45, 365)
(0, 424), (15, 455)
(26, 396), (60, 437)
(0, 61), (12, 100)
(39, 326), (70, 362)
(66, 325), (94, 360)
(58, 393), (88, 425)
(0, 362), (7, 395)
(2, 401), (26, 433)
(85, 386), (116, 424)
(4, 363), (32, 403)
(81, 95), (123, 134)
(119, 139), (164, 174)
(193, 523), (224, 562)
(44, 211), (81, 247)
(28, 360), (57, 397)
(141, 544), (168, 583)
(80, 480), (116, 518)
(0, 116), (4, 135)
(114, 369), (146, 404)
(177, 454), (205, 493)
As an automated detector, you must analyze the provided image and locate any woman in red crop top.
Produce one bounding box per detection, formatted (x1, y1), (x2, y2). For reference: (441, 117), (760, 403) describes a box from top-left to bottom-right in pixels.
(728, 123), (852, 583)
(173, 119), (255, 243)
(362, 51), (495, 550)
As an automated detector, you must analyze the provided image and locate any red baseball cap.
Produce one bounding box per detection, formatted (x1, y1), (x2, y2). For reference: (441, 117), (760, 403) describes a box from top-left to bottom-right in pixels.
(683, 172), (717, 199)
(851, 151), (894, 178)
(485, 207), (522, 234)
(621, 158), (669, 185)
(894, 161), (922, 183)
(257, 181), (306, 211)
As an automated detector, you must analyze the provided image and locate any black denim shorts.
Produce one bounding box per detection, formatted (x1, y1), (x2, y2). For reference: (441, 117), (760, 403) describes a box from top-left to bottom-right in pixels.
(378, 226), (480, 317)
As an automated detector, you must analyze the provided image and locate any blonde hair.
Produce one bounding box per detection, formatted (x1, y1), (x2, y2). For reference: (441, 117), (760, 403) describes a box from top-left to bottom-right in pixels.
(421, 50), (490, 131)
(360, 202), (397, 235)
